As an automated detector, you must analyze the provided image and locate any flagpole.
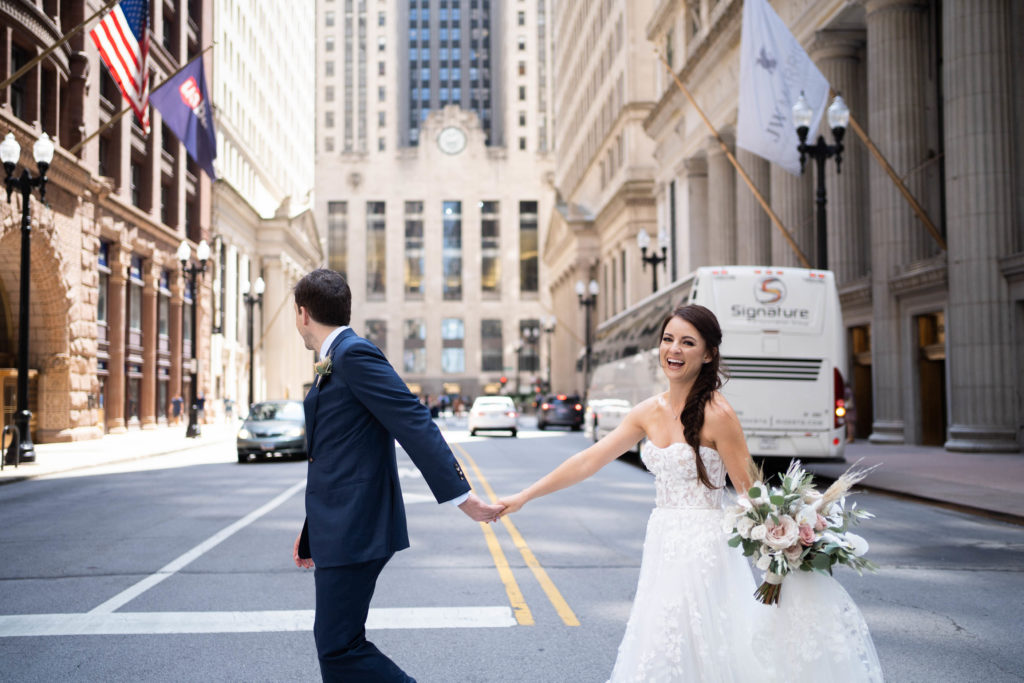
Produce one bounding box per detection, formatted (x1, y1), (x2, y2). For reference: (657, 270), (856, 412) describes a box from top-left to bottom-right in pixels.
(654, 50), (812, 269)
(0, 0), (121, 92)
(844, 110), (947, 252)
(68, 46), (216, 156)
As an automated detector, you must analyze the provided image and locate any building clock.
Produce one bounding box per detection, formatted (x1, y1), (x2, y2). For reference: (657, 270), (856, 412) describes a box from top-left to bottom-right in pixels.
(437, 126), (467, 155)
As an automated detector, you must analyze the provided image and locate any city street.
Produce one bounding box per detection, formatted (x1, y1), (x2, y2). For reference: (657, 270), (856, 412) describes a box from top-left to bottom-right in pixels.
(0, 423), (1022, 682)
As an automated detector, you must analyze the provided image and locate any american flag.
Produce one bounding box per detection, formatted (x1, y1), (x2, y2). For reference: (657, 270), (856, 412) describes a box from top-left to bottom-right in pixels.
(90, 0), (150, 133)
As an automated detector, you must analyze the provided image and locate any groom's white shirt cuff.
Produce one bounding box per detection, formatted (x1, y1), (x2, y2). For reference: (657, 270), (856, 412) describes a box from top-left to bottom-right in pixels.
(323, 327), (468, 508)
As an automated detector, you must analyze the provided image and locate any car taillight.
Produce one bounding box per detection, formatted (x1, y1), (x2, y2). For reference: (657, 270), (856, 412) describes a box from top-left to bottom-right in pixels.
(834, 367), (845, 429)
(506, 411), (517, 418)
(541, 403), (550, 410)
(475, 411), (485, 417)
(574, 404), (582, 411)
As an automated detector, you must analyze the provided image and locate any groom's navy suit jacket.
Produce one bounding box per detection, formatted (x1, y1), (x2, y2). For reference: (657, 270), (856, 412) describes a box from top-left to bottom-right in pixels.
(301, 328), (470, 567)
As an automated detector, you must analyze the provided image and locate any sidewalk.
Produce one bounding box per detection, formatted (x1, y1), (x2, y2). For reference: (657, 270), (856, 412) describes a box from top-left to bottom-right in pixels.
(803, 440), (1024, 524)
(0, 422), (237, 485)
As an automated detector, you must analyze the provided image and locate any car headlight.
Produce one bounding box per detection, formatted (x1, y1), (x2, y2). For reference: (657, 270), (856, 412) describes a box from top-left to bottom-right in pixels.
(283, 426), (305, 438)
(237, 427), (253, 439)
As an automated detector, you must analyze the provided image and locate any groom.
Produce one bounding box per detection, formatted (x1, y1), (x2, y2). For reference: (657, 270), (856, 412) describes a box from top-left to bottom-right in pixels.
(292, 269), (503, 682)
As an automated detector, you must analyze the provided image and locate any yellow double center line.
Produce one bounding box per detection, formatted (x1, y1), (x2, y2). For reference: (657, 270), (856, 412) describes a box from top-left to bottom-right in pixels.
(451, 441), (580, 627)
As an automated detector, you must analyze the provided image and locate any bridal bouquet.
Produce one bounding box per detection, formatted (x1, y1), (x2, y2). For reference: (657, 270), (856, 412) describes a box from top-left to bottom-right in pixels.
(723, 460), (878, 605)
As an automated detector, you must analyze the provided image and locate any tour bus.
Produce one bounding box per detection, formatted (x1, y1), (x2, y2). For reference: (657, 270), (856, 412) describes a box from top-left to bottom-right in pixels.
(584, 266), (848, 460)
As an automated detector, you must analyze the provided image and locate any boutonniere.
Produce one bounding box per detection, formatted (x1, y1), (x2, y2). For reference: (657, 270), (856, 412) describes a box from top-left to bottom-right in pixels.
(314, 356), (333, 387)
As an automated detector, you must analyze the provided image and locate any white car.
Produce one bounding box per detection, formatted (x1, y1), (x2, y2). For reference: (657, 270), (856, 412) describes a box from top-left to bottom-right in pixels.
(467, 396), (518, 437)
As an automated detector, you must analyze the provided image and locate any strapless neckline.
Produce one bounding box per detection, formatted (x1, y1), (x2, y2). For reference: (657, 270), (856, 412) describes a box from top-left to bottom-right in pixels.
(642, 441), (719, 456)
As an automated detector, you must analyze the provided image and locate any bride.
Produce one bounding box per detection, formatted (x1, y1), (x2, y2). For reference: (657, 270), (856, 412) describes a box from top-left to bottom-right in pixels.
(498, 304), (883, 682)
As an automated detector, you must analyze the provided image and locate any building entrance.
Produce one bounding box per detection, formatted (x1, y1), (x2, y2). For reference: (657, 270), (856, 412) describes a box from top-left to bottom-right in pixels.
(849, 325), (873, 441)
(916, 312), (947, 446)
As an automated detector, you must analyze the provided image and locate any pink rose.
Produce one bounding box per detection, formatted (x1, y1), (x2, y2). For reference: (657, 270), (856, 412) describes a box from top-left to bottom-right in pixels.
(763, 515), (800, 550)
(814, 514), (828, 531)
(798, 523), (815, 546)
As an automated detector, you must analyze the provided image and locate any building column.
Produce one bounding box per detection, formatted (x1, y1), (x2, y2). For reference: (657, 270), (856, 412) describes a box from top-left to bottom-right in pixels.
(106, 243), (129, 433)
(140, 261), (159, 428)
(683, 156), (708, 271)
(735, 148), (771, 265)
(942, 0), (1019, 452)
(169, 270), (184, 411)
(810, 29), (869, 286)
(707, 135), (737, 265)
(863, 0), (933, 443)
(769, 165), (814, 267)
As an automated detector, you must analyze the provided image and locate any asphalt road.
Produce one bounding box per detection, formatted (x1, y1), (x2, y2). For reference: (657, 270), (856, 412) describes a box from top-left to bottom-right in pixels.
(0, 423), (1021, 682)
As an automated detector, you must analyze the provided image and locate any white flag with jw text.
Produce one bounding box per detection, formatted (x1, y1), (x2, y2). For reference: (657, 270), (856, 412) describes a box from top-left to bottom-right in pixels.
(736, 0), (829, 175)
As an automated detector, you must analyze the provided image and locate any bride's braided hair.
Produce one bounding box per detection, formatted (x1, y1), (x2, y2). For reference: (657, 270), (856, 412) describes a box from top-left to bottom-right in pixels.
(658, 304), (724, 490)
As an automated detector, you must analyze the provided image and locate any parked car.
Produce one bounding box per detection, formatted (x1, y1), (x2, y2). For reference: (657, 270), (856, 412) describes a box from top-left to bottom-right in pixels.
(537, 394), (584, 431)
(237, 400), (306, 463)
(467, 396), (518, 437)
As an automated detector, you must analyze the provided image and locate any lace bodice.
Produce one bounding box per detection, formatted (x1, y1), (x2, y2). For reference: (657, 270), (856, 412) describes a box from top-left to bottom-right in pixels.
(640, 441), (727, 509)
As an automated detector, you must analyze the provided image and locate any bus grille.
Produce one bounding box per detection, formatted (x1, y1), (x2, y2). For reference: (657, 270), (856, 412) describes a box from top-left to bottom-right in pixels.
(723, 356), (822, 381)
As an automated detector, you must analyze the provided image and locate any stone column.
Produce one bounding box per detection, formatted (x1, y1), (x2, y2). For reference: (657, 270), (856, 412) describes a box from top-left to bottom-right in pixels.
(809, 29), (869, 286)
(769, 166), (814, 267)
(683, 156), (708, 271)
(706, 135), (737, 265)
(169, 270), (184, 410)
(140, 261), (159, 428)
(106, 243), (129, 433)
(863, 0), (933, 443)
(735, 149), (771, 265)
(942, 0), (1019, 452)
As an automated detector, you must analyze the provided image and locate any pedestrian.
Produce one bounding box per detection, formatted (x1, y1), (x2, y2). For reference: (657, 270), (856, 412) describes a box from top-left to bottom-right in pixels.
(844, 385), (857, 443)
(224, 397), (234, 423)
(290, 268), (502, 681)
(171, 395), (183, 425)
(196, 393), (206, 424)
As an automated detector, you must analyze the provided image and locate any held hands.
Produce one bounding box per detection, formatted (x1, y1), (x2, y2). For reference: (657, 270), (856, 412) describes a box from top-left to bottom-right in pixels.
(458, 492), (505, 523)
(293, 532), (314, 569)
(496, 491), (528, 518)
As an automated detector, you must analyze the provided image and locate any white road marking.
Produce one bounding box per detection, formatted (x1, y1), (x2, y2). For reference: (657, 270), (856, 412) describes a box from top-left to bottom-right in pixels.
(89, 479), (307, 614)
(0, 607), (515, 636)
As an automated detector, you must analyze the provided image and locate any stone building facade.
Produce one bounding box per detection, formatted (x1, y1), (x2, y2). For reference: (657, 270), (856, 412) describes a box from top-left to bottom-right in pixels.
(0, 0), (214, 441)
(549, 0), (1023, 452)
(315, 0), (557, 400)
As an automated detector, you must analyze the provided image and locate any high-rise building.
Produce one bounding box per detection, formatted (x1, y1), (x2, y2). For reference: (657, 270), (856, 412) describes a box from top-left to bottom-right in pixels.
(316, 0), (558, 400)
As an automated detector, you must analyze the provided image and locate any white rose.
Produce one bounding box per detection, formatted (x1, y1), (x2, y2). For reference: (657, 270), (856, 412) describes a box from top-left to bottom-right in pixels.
(737, 517), (756, 538)
(750, 524), (768, 541)
(844, 532), (870, 556)
(795, 504), (817, 527)
(756, 553), (772, 570)
(763, 515), (800, 551)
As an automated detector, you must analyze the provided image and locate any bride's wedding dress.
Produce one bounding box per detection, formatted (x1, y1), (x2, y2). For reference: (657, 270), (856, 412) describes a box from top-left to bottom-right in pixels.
(609, 441), (883, 683)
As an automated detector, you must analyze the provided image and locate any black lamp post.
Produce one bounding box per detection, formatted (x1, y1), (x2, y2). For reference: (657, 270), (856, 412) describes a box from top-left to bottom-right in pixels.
(177, 238), (210, 438)
(542, 315), (556, 393)
(242, 275), (265, 410)
(575, 279), (599, 398)
(792, 92), (850, 270)
(1, 131), (54, 465)
(637, 228), (670, 292)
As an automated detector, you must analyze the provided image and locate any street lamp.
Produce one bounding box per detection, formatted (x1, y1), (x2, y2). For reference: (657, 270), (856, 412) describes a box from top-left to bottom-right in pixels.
(542, 315), (556, 393)
(242, 275), (265, 410)
(793, 92), (850, 270)
(575, 279), (599, 398)
(637, 227), (670, 292)
(177, 238), (210, 438)
(1, 131), (54, 465)
(521, 322), (539, 394)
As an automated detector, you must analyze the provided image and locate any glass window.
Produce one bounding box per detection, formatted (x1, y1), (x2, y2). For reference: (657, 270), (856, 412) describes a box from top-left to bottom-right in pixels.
(441, 318), (465, 373)
(158, 293), (169, 335)
(326, 60), (335, 76)
(128, 256), (143, 332)
(481, 201), (500, 295)
(328, 201), (348, 280)
(403, 318), (427, 373)
(481, 319), (503, 371)
(366, 201), (387, 297)
(365, 320), (387, 355)
(519, 201), (538, 293)
(442, 201), (462, 300)
(404, 201), (424, 298)
(326, 35), (335, 51)
(325, 10), (335, 26)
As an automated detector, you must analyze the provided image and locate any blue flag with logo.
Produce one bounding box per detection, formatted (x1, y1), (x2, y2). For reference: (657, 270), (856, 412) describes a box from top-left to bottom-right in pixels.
(151, 56), (217, 180)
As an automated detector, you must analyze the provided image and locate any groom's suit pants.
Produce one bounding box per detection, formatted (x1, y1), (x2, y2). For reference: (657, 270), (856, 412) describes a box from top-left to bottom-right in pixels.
(313, 556), (415, 683)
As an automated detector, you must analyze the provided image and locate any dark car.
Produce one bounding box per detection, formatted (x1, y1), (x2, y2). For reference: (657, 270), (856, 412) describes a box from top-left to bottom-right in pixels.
(537, 394), (584, 431)
(237, 400), (306, 463)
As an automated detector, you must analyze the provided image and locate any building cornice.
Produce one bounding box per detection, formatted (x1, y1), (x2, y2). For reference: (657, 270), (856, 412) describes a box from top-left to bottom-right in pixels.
(839, 277), (872, 308)
(0, 0), (70, 75)
(998, 251), (1024, 283)
(889, 254), (947, 298)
